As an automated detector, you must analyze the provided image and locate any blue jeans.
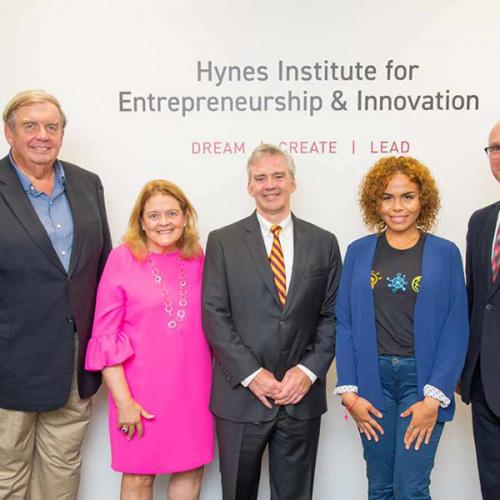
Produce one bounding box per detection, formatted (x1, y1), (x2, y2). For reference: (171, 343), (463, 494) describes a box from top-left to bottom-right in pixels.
(361, 356), (444, 500)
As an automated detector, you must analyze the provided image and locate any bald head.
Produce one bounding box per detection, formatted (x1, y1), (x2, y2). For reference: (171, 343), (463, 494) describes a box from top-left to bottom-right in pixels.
(488, 121), (500, 145)
(488, 121), (500, 182)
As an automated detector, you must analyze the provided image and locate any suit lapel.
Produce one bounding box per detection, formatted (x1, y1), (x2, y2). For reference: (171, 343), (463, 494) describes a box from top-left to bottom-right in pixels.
(0, 157), (66, 274)
(283, 214), (308, 314)
(243, 213), (281, 308)
(63, 166), (87, 278)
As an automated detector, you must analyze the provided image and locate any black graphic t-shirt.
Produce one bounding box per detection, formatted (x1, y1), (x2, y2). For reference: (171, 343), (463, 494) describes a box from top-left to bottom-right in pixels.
(372, 232), (425, 356)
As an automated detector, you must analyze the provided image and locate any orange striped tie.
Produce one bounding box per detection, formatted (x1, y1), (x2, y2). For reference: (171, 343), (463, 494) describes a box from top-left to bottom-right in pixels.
(270, 225), (287, 307)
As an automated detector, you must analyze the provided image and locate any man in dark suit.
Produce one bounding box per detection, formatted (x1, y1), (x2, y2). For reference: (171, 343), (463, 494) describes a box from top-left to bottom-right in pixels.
(203, 144), (341, 500)
(461, 121), (500, 500)
(0, 90), (111, 499)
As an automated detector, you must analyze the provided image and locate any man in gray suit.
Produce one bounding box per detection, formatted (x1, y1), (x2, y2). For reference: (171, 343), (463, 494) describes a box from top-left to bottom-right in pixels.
(203, 144), (341, 500)
(0, 90), (111, 499)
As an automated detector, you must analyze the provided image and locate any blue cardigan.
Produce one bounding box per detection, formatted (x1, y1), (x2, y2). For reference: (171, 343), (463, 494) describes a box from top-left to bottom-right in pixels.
(335, 234), (469, 422)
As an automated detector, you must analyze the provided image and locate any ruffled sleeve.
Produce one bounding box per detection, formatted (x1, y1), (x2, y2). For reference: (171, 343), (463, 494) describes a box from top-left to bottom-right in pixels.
(85, 246), (135, 371)
(86, 331), (134, 371)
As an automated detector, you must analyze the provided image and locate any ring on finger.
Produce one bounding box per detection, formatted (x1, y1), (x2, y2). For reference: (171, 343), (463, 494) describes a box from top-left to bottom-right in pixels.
(408, 425), (415, 431)
(120, 426), (128, 433)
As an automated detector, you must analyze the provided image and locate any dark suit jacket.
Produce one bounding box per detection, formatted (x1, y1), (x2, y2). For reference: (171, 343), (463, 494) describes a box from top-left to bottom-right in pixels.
(202, 212), (341, 423)
(0, 155), (112, 411)
(461, 202), (500, 415)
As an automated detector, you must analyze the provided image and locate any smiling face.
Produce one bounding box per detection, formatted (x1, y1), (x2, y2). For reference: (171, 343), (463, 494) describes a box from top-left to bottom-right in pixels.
(488, 121), (500, 182)
(247, 153), (296, 222)
(4, 101), (64, 174)
(378, 173), (421, 237)
(141, 193), (186, 254)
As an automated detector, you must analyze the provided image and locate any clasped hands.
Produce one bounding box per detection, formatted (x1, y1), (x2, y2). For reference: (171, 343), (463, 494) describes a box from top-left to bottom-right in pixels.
(341, 393), (440, 451)
(248, 367), (312, 408)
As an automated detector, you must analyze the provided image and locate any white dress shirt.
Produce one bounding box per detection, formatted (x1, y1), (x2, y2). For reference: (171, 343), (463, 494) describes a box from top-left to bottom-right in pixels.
(241, 211), (317, 387)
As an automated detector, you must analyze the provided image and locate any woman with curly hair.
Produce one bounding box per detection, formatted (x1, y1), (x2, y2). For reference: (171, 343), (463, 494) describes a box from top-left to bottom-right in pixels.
(334, 156), (469, 499)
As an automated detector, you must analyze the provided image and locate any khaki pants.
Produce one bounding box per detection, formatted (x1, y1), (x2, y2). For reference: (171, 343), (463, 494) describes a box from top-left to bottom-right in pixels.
(0, 336), (92, 500)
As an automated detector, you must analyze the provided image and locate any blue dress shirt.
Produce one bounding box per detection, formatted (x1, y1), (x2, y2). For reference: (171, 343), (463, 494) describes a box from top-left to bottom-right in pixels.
(9, 152), (74, 271)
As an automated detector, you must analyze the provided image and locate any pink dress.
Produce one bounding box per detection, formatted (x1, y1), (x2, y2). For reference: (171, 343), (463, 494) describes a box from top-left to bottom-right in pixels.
(85, 244), (214, 474)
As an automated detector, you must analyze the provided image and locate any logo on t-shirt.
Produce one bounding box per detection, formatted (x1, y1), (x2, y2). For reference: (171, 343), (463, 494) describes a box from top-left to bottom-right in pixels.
(371, 270), (422, 294)
(371, 270), (382, 289)
(387, 273), (408, 293)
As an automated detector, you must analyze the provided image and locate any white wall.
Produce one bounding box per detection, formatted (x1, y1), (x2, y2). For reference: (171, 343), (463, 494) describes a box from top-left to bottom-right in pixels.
(1, 1), (498, 497)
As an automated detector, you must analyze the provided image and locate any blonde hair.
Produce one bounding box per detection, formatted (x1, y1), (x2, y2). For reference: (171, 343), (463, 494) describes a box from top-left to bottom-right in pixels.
(123, 179), (201, 260)
(3, 90), (67, 129)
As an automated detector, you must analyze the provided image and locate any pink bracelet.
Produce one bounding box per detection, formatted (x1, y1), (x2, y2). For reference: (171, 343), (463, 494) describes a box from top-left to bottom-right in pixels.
(344, 394), (359, 421)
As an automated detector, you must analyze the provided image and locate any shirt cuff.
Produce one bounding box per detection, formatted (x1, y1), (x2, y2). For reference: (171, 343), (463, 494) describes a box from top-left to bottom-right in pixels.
(333, 385), (359, 396)
(423, 384), (451, 408)
(297, 364), (317, 384)
(241, 367), (263, 387)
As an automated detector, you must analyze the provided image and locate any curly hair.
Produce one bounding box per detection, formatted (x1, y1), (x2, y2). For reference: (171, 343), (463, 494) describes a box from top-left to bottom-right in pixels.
(359, 156), (440, 232)
(123, 179), (201, 260)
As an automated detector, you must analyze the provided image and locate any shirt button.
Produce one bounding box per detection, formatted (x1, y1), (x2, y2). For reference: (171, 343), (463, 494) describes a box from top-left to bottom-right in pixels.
(486, 303), (493, 311)
(56, 224), (62, 229)
(61, 250), (66, 256)
(279, 320), (286, 327)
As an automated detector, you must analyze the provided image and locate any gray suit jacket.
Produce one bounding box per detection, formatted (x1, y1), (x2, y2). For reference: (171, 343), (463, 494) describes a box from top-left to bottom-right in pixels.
(0, 155), (112, 411)
(202, 212), (341, 422)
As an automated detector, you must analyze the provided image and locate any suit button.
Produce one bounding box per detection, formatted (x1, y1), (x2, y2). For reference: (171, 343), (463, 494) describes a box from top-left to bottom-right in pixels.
(486, 304), (493, 311)
(279, 321), (286, 327)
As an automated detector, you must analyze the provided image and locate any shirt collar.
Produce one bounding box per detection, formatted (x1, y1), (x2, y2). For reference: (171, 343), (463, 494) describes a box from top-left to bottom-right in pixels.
(256, 211), (293, 234)
(9, 150), (65, 196)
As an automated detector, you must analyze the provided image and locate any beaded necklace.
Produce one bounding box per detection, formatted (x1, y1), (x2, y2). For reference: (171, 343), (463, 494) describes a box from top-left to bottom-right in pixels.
(147, 252), (187, 329)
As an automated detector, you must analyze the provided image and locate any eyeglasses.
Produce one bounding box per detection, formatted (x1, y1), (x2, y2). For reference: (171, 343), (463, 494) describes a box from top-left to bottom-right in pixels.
(484, 145), (500, 157)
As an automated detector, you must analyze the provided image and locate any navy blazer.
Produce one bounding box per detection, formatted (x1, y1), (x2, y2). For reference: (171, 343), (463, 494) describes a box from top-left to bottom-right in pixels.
(461, 202), (500, 416)
(0, 156), (112, 411)
(335, 233), (469, 422)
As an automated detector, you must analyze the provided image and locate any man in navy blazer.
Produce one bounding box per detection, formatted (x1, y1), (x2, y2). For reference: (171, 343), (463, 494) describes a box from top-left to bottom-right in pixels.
(461, 121), (500, 500)
(0, 90), (111, 499)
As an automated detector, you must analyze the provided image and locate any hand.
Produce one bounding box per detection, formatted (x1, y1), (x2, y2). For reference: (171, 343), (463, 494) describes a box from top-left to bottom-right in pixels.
(274, 367), (312, 406)
(400, 397), (439, 450)
(116, 397), (155, 440)
(341, 393), (384, 442)
(248, 369), (282, 409)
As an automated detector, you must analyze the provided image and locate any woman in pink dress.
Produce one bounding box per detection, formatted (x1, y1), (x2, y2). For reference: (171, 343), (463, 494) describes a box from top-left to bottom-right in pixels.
(85, 179), (214, 500)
